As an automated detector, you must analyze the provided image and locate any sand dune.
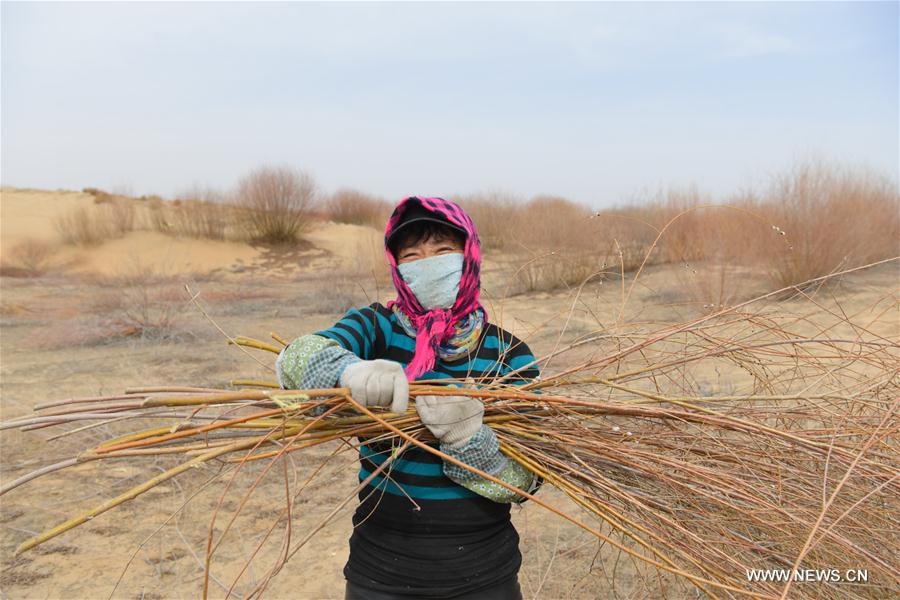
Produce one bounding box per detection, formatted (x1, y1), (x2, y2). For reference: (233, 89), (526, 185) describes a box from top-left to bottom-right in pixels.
(0, 188), (94, 248)
(0, 188), (382, 277)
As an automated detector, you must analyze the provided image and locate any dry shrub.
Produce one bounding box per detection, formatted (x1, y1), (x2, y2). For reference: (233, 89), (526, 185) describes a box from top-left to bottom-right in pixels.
(755, 159), (899, 289)
(172, 201), (234, 240)
(29, 284), (189, 347)
(498, 196), (648, 293)
(456, 193), (645, 294)
(54, 201), (135, 245)
(145, 188), (249, 242)
(53, 206), (112, 245)
(168, 186), (240, 240)
(516, 195), (595, 248)
(0, 240), (59, 277)
(325, 189), (391, 228)
(587, 160), (898, 297)
(236, 166), (319, 244)
(104, 200), (135, 236)
(457, 192), (522, 250)
(146, 200), (171, 234)
(87, 287), (185, 342)
(32, 260), (191, 346)
(83, 187), (114, 204)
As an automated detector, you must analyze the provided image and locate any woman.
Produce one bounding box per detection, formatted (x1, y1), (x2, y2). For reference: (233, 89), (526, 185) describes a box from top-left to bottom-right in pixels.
(276, 196), (541, 599)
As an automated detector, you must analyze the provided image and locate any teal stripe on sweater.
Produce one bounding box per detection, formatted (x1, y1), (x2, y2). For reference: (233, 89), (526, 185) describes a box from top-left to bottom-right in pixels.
(358, 467), (479, 500)
(336, 311), (372, 356)
(507, 354), (537, 371)
(359, 445), (444, 476)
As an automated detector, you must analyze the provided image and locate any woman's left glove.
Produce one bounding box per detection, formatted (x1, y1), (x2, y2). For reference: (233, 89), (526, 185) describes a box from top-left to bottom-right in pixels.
(415, 393), (484, 449)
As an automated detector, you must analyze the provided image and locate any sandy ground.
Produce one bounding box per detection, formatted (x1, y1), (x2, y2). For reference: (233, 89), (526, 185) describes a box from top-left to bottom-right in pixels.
(1, 189), (897, 599)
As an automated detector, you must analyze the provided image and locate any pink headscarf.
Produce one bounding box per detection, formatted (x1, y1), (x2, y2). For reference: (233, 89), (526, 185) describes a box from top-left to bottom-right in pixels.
(385, 197), (487, 380)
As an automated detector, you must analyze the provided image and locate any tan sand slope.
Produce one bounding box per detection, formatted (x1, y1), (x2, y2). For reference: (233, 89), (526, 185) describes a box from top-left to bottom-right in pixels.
(0, 188), (95, 248)
(0, 188), (381, 277)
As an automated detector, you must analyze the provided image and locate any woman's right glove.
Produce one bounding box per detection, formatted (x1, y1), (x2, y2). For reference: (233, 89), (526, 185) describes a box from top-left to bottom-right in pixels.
(339, 359), (409, 414)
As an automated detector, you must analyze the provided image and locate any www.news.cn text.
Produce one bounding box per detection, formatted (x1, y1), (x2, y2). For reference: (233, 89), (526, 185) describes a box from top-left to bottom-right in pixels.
(746, 569), (868, 584)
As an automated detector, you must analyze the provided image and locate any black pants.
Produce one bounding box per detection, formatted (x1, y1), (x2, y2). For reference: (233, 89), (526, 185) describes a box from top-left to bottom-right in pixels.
(344, 578), (523, 600)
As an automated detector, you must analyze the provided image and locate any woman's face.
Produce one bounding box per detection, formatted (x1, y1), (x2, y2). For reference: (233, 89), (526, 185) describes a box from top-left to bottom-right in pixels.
(396, 234), (464, 265)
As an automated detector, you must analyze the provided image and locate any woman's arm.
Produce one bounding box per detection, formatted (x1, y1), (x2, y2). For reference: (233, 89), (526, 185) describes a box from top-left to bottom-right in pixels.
(276, 334), (361, 390)
(440, 425), (541, 504)
(276, 305), (408, 413)
(432, 335), (543, 504)
(277, 304), (385, 389)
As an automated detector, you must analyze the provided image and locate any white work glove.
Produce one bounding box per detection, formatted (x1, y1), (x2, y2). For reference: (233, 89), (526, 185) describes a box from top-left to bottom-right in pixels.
(339, 359), (409, 414)
(416, 392), (484, 449)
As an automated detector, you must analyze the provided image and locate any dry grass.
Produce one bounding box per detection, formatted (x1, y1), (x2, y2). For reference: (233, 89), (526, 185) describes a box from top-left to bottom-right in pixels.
(53, 205), (111, 245)
(607, 161), (898, 293)
(143, 187), (247, 242)
(154, 201), (238, 241)
(466, 194), (653, 294)
(466, 160), (898, 297)
(27, 261), (194, 347)
(105, 200), (136, 236)
(505, 250), (609, 295)
(53, 201), (136, 246)
(755, 159), (899, 289)
(458, 192), (523, 250)
(325, 189), (391, 228)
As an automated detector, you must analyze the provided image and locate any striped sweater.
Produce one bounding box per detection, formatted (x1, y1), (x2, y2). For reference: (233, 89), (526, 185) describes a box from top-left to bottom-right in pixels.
(276, 302), (541, 597)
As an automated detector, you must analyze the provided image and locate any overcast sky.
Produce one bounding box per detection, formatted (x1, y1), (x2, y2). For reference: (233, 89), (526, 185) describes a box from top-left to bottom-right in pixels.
(2, 2), (897, 207)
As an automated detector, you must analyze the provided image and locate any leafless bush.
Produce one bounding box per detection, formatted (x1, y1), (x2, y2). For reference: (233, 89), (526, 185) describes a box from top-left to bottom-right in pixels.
(236, 166), (319, 244)
(90, 285), (186, 342)
(52, 200), (136, 245)
(325, 189), (391, 228)
(171, 201), (232, 241)
(459, 194), (648, 294)
(610, 160), (899, 293)
(28, 267), (192, 347)
(457, 192), (523, 250)
(54, 206), (114, 245)
(146, 202), (171, 233)
(754, 159), (900, 290)
(83, 187), (114, 204)
(145, 187), (246, 242)
(103, 201), (135, 236)
(0, 239), (59, 277)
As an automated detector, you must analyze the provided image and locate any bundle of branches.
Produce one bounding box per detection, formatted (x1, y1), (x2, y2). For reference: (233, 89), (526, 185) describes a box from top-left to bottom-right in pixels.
(2, 265), (898, 599)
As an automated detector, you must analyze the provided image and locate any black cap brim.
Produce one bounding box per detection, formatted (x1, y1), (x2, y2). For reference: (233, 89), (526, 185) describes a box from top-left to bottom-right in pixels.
(386, 203), (467, 249)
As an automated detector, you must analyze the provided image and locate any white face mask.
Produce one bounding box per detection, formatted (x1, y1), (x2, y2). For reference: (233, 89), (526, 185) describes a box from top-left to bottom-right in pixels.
(397, 253), (464, 310)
